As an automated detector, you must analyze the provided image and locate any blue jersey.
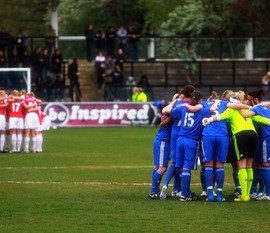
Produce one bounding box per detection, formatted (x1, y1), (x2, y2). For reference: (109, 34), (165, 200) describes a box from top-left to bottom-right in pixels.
(252, 105), (270, 138)
(155, 116), (173, 141)
(171, 105), (211, 141)
(202, 100), (229, 137)
(170, 99), (190, 149)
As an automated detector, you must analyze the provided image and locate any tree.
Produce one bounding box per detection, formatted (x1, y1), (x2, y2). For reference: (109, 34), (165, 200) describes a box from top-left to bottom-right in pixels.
(57, 0), (145, 35)
(138, 0), (183, 35)
(0, 0), (49, 35)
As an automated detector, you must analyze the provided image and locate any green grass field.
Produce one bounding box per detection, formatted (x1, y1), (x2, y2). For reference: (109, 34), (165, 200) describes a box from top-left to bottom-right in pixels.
(0, 127), (269, 233)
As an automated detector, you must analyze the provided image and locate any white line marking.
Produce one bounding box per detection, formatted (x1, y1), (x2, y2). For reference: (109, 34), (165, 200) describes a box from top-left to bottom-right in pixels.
(0, 165), (152, 170)
(0, 180), (151, 186)
(0, 180), (234, 187)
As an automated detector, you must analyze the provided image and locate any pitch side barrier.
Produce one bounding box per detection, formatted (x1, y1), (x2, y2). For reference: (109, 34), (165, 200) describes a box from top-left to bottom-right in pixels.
(43, 102), (161, 128)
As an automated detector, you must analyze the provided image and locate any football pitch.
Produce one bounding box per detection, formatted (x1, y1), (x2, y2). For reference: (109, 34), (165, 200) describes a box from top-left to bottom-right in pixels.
(0, 127), (269, 233)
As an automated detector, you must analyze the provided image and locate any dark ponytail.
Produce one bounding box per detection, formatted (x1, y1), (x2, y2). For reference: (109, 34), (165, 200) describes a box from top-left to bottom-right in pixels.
(190, 91), (203, 106)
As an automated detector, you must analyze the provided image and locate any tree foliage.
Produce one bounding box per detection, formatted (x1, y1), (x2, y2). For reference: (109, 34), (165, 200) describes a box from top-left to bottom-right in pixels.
(0, 0), (49, 35)
(58, 0), (144, 35)
(0, 0), (270, 38)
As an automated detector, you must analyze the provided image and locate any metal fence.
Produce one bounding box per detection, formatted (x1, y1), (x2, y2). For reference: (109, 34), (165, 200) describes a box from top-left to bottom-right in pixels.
(15, 36), (270, 60)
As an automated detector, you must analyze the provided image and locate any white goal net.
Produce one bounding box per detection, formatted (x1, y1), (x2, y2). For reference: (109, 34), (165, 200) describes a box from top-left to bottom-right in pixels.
(0, 67), (31, 92)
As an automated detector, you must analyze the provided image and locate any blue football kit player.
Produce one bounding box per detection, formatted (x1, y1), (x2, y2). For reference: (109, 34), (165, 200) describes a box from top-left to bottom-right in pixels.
(241, 103), (270, 200)
(149, 114), (173, 199)
(171, 91), (211, 201)
(160, 85), (195, 199)
(245, 90), (265, 198)
(201, 99), (229, 202)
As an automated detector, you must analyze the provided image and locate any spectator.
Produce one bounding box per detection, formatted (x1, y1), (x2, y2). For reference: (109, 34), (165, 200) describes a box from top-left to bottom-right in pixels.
(104, 64), (124, 101)
(95, 29), (106, 52)
(183, 47), (197, 83)
(45, 25), (56, 57)
(131, 86), (147, 102)
(51, 48), (64, 101)
(68, 58), (82, 102)
(0, 49), (6, 67)
(105, 27), (116, 57)
(40, 48), (51, 100)
(112, 64), (124, 86)
(85, 24), (95, 62)
(22, 50), (31, 67)
(137, 74), (154, 101)
(95, 51), (106, 89)
(31, 46), (43, 89)
(103, 72), (114, 101)
(115, 47), (125, 70)
(16, 29), (28, 64)
(9, 48), (19, 67)
(128, 26), (140, 61)
(125, 76), (136, 101)
(111, 64), (124, 101)
(116, 26), (127, 52)
(6, 32), (16, 67)
(105, 55), (114, 72)
(0, 28), (8, 55)
(0, 28), (6, 54)
(261, 71), (270, 93)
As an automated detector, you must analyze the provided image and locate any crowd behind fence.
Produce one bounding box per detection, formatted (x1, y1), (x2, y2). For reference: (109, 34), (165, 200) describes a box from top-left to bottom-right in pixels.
(0, 35), (270, 102)
(1, 35), (270, 61)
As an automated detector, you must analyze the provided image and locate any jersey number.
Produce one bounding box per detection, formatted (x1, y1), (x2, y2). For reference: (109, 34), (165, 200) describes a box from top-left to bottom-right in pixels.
(12, 103), (20, 113)
(183, 112), (195, 127)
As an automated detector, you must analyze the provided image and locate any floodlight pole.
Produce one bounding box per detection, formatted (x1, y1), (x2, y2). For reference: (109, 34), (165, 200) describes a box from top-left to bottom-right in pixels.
(50, 0), (60, 47)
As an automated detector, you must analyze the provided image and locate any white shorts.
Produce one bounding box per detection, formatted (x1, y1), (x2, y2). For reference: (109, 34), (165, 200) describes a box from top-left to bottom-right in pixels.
(37, 116), (51, 131)
(0, 115), (6, 130)
(42, 116), (51, 131)
(25, 112), (40, 130)
(9, 117), (24, 129)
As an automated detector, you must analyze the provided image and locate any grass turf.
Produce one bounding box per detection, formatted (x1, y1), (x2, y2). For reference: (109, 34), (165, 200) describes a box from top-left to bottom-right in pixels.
(0, 127), (269, 233)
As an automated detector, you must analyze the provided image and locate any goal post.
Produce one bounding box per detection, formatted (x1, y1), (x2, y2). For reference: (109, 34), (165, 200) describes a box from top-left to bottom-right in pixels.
(0, 67), (31, 92)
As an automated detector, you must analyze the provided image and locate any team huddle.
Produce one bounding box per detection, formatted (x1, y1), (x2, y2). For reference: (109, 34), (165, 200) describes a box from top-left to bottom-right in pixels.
(0, 88), (50, 153)
(149, 85), (270, 202)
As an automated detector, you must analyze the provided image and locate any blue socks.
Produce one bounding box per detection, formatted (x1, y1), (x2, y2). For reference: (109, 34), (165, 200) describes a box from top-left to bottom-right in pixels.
(251, 168), (262, 194)
(205, 167), (214, 201)
(181, 170), (191, 198)
(215, 168), (225, 201)
(200, 167), (207, 192)
(151, 170), (163, 194)
(173, 169), (181, 192)
(262, 167), (270, 196)
(163, 164), (175, 188)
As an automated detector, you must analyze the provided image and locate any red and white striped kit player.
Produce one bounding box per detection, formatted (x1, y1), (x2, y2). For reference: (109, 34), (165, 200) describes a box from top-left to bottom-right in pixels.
(0, 89), (8, 152)
(7, 90), (26, 153)
(23, 93), (41, 153)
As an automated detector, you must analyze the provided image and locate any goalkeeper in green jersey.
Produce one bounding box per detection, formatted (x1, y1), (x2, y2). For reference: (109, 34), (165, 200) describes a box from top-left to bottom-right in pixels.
(202, 91), (270, 202)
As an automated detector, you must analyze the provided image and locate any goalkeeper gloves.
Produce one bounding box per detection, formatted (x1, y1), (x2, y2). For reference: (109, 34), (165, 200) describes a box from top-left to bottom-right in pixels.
(202, 117), (214, 126)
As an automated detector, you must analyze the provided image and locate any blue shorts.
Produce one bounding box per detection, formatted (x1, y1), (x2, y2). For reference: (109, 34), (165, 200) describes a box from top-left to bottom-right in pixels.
(262, 137), (270, 163)
(171, 149), (176, 163)
(153, 138), (170, 167)
(176, 136), (199, 170)
(170, 133), (178, 151)
(197, 141), (203, 165)
(202, 136), (229, 163)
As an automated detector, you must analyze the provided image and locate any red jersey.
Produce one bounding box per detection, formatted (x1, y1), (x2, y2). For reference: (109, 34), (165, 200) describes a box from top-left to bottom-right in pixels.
(8, 99), (24, 118)
(0, 98), (7, 116)
(23, 95), (38, 113)
(38, 109), (46, 124)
